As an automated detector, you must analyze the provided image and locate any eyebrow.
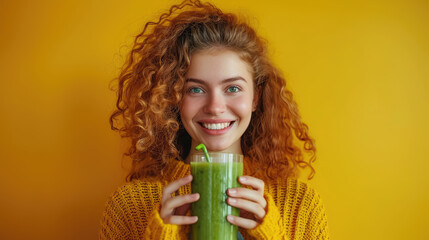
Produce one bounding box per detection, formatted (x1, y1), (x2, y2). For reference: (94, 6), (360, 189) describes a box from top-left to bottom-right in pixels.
(185, 76), (247, 84)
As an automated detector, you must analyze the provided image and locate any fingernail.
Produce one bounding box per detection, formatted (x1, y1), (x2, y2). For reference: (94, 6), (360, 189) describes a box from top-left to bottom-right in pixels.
(228, 198), (236, 203)
(239, 176), (246, 182)
(228, 189), (236, 194)
(227, 215), (234, 222)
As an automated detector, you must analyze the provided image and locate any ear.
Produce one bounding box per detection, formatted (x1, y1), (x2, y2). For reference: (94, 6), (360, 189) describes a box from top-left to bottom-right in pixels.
(252, 86), (261, 112)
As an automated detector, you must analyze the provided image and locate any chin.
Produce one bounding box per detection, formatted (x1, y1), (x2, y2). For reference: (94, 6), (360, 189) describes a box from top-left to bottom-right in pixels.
(204, 142), (231, 152)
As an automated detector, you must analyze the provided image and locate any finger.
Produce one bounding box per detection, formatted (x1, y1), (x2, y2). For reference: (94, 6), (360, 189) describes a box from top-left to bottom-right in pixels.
(227, 188), (267, 209)
(164, 215), (198, 225)
(162, 175), (193, 203)
(160, 193), (199, 219)
(238, 176), (265, 195)
(227, 215), (258, 230)
(227, 197), (265, 219)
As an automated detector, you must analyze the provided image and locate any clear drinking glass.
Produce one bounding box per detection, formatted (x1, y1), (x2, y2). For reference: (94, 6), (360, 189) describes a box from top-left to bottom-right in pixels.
(190, 152), (244, 240)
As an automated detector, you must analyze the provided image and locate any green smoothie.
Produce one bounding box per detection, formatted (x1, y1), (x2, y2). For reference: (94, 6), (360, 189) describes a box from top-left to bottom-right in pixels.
(190, 153), (243, 240)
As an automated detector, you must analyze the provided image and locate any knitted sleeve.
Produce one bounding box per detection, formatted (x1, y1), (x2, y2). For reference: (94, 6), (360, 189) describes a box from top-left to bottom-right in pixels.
(144, 204), (190, 239)
(245, 192), (289, 239)
(242, 178), (330, 240)
(99, 180), (189, 240)
(299, 182), (330, 240)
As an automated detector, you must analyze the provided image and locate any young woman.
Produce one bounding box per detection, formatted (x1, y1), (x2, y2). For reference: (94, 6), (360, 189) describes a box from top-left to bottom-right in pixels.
(99, 0), (330, 239)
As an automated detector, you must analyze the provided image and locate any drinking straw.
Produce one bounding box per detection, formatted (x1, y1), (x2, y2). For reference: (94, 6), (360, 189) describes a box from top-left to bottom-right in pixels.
(195, 143), (211, 163)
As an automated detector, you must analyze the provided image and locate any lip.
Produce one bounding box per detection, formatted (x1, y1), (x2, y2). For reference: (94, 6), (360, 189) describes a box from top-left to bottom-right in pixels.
(197, 120), (235, 136)
(198, 119), (235, 124)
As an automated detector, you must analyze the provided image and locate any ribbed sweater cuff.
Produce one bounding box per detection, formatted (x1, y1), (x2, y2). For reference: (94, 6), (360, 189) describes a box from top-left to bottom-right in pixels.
(145, 207), (182, 239)
(246, 193), (287, 239)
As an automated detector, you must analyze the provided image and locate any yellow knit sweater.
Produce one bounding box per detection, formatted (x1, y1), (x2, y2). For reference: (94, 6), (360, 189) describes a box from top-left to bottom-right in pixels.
(99, 158), (330, 239)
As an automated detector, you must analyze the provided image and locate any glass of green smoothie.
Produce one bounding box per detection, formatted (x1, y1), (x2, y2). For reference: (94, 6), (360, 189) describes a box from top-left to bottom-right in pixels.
(190, 152), (243, 240)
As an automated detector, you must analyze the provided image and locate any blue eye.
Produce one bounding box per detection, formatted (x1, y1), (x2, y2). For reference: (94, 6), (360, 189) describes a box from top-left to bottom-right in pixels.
(188, 87), (203, 94)
(227, 86), (240, 93)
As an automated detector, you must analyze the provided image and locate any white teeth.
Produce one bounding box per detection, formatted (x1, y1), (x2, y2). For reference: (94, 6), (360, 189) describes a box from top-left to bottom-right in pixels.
(202, 122), (231, 130)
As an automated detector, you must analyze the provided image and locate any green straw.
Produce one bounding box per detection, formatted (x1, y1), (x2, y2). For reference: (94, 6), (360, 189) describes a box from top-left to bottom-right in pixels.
(195, 143), (211, 163)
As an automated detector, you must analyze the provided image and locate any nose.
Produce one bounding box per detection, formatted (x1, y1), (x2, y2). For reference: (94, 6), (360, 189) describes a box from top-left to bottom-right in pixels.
(203, 90), (226, 115)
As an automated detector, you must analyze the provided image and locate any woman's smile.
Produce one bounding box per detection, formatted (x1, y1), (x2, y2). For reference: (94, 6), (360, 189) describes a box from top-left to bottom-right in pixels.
(198, 120), (236, 135)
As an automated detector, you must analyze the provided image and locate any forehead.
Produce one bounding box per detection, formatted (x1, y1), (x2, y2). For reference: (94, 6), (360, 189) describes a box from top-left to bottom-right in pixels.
(186, 49), (253, 84)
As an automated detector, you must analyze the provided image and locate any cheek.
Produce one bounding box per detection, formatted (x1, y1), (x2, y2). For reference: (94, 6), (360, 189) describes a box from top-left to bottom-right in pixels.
(231, 95), (254, 119)
(179, 97), (197, 121)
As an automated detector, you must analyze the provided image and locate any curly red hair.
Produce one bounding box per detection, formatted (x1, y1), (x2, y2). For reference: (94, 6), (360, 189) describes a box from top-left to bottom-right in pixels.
(110, 0), (316, 181)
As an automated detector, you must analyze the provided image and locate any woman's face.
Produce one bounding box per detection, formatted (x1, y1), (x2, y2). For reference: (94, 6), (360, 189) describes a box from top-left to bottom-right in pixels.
(180, 49), (257, 153)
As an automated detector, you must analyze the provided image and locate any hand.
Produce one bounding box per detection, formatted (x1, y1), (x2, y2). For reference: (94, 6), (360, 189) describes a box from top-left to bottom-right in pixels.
(226, 176), (267, 229)
(160, 175), (200, 225)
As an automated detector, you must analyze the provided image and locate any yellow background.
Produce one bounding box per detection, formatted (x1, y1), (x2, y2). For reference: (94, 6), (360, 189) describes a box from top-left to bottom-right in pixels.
(1, 0), (428, 239)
